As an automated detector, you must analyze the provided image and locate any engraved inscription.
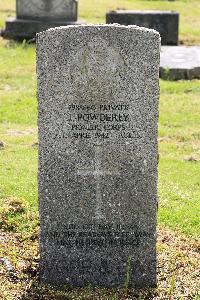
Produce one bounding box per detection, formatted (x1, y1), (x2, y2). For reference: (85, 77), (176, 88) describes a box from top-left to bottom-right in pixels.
(65, 102), (137, 140)
(45, 223), (152, 249)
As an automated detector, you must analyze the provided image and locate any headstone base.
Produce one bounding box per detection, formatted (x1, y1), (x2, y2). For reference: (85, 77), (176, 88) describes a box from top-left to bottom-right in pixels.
(2, 17), (84, 40)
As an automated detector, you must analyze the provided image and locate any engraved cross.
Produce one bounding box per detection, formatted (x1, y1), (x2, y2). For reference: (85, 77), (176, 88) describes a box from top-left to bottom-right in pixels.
(77, 145), (120, 220)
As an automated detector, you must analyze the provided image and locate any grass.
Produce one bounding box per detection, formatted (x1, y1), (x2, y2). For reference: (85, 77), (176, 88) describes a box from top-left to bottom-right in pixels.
(1, 0), (200, 45)
(0, 41), (38, 236)
(1, 41), (199, 237)
(0, 0), (200, 299)
(158, 80), (200, 236)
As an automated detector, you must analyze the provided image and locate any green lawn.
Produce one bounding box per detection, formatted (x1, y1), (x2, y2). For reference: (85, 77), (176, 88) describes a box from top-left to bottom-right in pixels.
(0, 1), (199, 236)
(0, 1), (199, 299)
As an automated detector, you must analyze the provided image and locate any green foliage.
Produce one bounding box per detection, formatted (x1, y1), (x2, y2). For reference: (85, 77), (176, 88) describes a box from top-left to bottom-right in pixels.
(124, 256), (132, 291)
(161, 68), (173, 81)
(0, 196), (39, 234)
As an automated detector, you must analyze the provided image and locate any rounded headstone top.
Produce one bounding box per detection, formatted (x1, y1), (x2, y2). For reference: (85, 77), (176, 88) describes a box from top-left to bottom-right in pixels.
(37, 24), (161, 40)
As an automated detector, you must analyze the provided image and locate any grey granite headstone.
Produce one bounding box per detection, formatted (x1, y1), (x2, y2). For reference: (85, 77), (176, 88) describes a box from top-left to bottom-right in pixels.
(2, 0), (82, 40)
(106, 10), (179, 45)
(37, 24), (160, 288)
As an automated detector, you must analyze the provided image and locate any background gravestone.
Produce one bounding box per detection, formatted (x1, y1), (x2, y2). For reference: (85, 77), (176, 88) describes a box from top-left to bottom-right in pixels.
(37, 24), (160, 288)
(3, 0), (82, 40)
(106, 10), (179, 45)
(160, 46), (200, 80)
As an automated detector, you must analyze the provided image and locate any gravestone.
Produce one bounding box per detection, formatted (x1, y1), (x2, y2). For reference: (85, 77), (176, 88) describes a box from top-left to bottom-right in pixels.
(2, 0), (82, 40)
(160, 46), (200, 80)
(106, 10), (179, 45)
(37, 24), (160, 288)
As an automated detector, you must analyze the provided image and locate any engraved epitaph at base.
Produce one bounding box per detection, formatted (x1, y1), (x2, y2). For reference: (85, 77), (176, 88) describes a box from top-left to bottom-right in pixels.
(2, 17), (84, 40)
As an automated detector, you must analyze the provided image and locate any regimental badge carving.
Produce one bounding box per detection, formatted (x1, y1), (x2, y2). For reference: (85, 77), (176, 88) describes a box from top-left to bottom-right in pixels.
(63, 37), (126, 101)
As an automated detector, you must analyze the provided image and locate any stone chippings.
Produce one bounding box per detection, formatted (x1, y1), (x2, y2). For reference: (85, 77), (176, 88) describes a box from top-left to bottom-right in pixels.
(37, 24), (160, 288)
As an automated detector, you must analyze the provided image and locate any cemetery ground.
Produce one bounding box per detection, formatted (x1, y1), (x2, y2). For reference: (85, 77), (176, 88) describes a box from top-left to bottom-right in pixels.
(0, 1), (199, 299)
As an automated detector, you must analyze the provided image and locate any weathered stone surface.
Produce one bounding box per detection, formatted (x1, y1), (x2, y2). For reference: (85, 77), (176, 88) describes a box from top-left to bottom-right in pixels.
(17, 0), (77, 21)
(160, 46), (200, 80)
(37, 24), (160, 288)
(106, 10), (179, 45)
(2, 0), (82, 40)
